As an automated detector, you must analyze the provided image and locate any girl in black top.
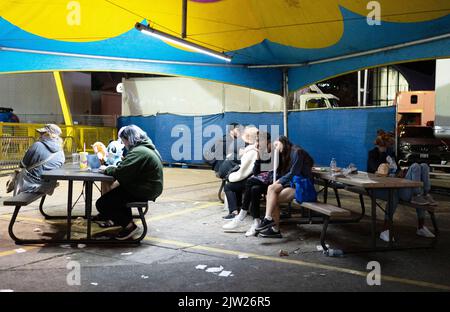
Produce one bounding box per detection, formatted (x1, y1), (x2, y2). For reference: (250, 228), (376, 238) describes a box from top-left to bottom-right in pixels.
(255, 136), (314, 238)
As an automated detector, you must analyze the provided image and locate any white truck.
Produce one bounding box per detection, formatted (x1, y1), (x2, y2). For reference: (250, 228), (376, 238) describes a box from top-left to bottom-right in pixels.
(292, 93), (340, 110)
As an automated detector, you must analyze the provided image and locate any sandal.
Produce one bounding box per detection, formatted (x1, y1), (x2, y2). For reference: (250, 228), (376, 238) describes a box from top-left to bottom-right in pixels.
(97, 220), (116, 228)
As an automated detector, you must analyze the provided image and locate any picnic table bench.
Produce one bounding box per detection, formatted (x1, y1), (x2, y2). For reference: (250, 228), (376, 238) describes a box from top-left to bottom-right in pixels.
(293, 200), (356, 252)
(3, 164), (150, 245)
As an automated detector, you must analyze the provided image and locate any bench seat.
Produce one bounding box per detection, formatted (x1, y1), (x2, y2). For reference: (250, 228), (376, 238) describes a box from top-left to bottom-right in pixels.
(300, 201), (352, 218)
(3, 192), (45, 206)
(4, 193), (150, 245)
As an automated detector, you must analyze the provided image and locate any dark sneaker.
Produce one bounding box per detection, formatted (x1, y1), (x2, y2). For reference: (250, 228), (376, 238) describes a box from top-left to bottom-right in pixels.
(255, 218), (275, 232)
(258, 227), (283, 238)
(223, 213), (237, 220)
(115, 223), (139, 240)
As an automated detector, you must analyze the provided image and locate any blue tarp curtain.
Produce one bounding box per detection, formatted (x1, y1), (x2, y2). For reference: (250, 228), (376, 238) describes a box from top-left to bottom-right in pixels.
(118, 106), (396, 170)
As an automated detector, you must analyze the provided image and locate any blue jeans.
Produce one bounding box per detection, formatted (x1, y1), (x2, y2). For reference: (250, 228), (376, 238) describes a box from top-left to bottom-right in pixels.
(398, 163), (430, 202)
(373, 163), (430, 220)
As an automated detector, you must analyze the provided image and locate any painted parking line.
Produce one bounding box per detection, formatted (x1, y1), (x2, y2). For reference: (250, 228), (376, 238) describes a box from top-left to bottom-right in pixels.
(163, 180), (221, 191)
(2, 204), (449, 291)
(148, 202), (220, 221)
(0, 201), (220, 244)
(0, 201), (220, 225)
(0, 246), (38, 258)
(144, 236), (450, 291)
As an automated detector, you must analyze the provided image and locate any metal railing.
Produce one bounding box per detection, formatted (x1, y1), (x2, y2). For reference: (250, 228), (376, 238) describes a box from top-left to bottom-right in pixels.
(16, 114), (117, 127)
(0, 122), (117, 172)
(0, 136), (35, 172)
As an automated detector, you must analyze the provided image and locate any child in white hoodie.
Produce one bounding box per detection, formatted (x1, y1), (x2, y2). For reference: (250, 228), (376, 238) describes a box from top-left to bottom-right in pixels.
(222, 126), (258, 224)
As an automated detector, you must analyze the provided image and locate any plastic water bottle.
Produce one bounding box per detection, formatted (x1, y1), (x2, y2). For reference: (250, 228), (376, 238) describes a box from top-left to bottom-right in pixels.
(325, 248), (344, 257)
(330, 158), (337, 172)
(386, 155), (397, 177)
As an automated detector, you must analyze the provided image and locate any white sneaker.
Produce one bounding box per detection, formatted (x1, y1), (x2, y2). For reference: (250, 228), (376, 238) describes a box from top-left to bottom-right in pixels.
(222, 218), (247, 232)
(379, 230), (395, 242)
(424, 194), (438, 206)
(416, 226), (435, 238)
(245, 224), (258, 237)
(411, 194), (430, 205)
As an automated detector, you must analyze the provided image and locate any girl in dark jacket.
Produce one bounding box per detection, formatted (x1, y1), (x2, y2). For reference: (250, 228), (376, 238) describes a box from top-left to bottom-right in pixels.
(255, 136), (314, 238)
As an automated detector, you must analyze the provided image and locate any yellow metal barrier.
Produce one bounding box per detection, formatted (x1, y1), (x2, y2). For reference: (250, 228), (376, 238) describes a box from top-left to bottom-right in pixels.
(0, 122), (117, 171)
(0, 136), (35, 172)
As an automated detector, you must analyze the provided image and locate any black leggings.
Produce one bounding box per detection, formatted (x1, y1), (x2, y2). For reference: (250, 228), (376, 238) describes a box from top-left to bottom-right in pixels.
(242, 178), (268, 219)
(95, 186), (144, 227)
(224, 180), (247, 214)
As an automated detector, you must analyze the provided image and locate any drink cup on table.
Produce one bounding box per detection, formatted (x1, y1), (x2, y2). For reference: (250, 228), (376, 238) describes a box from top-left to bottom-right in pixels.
(72, 153), (80, 165)
(79, 152), (88, 170)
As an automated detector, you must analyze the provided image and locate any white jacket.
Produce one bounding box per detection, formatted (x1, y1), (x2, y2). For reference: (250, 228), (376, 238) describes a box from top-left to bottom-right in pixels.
(228, 144), (258, 182)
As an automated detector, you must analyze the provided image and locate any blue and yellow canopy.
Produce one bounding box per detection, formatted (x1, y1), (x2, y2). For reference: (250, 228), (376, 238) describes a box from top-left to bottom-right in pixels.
(0, 0), (449, 93)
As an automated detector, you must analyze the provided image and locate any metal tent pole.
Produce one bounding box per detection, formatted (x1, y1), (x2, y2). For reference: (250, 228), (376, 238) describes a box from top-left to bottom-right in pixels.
(358, 71), (361, 106)
(363, 69), (368, 106)
(283, 69), (289, 136)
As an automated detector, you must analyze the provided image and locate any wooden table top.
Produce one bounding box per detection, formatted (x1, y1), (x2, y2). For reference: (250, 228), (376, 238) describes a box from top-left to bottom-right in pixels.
(42, 164), (114, 182)
(312, 167), (422, 189)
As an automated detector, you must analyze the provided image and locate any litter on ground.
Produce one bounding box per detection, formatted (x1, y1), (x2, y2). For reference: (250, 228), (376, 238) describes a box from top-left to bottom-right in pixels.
(195, 265), (207, 270)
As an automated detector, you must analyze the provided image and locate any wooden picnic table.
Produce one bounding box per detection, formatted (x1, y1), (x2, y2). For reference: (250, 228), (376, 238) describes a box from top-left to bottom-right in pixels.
(312, 167), (422, 250)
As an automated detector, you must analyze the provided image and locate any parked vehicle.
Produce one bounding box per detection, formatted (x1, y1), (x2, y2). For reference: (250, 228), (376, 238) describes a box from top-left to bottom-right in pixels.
(292, 93), (340, 110)
(395, 91), (435, 127)
(0, 107), (19, 123)
(397, 125), (450, 166)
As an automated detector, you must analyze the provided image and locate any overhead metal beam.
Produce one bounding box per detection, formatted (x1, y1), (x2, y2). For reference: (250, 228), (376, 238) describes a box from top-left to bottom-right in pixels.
(0, 46), (241, 68)
(248, 33), (450, 69)
(182, 0), (187, 39)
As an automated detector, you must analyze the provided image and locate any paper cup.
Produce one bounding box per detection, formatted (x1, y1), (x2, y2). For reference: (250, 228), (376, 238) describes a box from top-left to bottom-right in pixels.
(79, 152), (88, 170)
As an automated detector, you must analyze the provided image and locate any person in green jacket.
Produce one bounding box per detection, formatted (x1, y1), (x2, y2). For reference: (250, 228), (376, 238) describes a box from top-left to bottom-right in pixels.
(95, 125), (163, 240)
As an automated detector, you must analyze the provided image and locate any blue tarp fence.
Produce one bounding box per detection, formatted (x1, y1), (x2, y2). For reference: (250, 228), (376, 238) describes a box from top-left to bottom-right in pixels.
(118, 106), (395, 171)
(288, 106), (396, 171)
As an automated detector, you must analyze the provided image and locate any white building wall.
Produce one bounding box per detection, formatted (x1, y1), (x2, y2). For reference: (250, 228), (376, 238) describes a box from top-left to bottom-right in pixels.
(0, 72), (91, 117)
(435, 59), (450, 126)
(0, 72), (61, 115)
(122, 77), (283, 116)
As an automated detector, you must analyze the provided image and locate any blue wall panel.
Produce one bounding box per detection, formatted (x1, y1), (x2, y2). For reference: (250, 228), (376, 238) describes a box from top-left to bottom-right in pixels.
(118, 108), (394, 170)
(288, 107), (396, 171)
(118, 112), (283, 164)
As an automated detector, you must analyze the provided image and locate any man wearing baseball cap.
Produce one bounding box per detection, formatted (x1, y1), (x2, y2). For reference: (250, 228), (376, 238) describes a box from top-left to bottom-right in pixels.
(36, 124), (62, 136)
(15, 124), (65, 194)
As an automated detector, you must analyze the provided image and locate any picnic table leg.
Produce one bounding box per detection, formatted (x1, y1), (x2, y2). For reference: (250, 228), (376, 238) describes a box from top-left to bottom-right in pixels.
(387, 189), (395, 247)
(320, 216), (330, 252)
(218, 179), (225, 203)
(8, 206), (22, 244)
(38, 196), (48, 218)
(67, 180), (73, 240)
(323, 180), (329, 203)
(333, 187), (341, 207)
(429, 211), (439, 236)
(85, 181), (93, 240)
(370, 190), (377, 248)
